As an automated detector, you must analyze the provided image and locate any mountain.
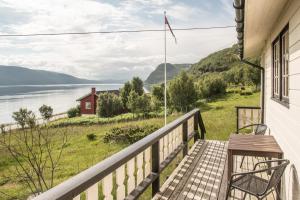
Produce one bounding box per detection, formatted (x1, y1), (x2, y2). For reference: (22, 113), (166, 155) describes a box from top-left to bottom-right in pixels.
(188, 45), (240, 79)
(144, 63), (191, 85)
(0, 65), (122, 85)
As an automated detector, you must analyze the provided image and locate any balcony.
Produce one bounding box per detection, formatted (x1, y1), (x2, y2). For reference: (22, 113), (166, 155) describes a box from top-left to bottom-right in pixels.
(33, 107), (280, 200)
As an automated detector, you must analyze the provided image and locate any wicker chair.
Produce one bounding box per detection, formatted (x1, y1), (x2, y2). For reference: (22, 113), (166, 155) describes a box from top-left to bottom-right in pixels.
(226, 159), (290, 200)
(238, 124), (268, 168)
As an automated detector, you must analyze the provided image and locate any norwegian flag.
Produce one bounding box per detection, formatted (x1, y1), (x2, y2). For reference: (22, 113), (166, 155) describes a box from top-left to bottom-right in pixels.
(165, 15), (177, 43)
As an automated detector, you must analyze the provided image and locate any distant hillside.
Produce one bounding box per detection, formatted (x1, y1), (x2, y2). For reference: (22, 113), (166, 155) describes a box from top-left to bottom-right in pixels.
(188, 45), (240, 79)
(145, 63), (191, 85)
(0, 66), (120, 85)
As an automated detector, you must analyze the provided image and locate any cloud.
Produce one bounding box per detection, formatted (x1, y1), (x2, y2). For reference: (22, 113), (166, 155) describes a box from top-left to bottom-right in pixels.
(0, 0), (236, 81)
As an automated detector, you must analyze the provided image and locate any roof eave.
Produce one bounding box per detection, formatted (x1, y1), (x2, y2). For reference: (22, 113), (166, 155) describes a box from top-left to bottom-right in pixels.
(234, 0), (245, 60)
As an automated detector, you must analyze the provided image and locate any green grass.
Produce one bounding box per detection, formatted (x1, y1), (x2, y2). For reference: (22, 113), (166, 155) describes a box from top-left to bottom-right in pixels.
(0, 92), (259, 199)
(50, 112), (164, 127)
(200, 92), (260, 140)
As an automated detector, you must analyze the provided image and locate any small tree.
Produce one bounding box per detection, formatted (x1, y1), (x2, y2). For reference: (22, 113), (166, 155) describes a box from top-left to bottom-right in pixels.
(168, 71), (197, 112)
(120, 81), (132, 109)
(0, 117), (68, 196)
(131, 77), (144, 96)
(151, 84), (164, 102)
(127, 91), (139, 116)
(39, 105), (53, 121)
(138, 94), (151, 116)
(197, 74), (227, 98)
(97, 92), (123, 117)
(12, 108), (36, 129)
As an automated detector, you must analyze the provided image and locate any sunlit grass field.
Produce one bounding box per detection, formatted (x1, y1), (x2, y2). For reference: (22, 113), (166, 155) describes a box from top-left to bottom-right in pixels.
(0, 92), (259, 199)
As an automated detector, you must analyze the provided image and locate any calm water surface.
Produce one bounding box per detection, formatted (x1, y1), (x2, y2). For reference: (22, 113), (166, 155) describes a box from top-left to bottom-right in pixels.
(0, 84), (123, 124)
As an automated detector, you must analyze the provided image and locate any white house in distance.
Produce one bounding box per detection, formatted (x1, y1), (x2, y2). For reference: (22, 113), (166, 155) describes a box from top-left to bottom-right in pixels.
(234, 0), (300, 198)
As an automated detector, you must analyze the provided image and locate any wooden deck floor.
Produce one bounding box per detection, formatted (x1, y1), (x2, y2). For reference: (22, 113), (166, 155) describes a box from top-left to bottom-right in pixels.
(153, 140), (277, 200)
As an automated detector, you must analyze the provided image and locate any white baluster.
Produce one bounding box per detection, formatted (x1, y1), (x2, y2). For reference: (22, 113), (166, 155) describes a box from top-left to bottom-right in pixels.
(86, 183), (98, 200)
(178, 125), (183, 143)
(163, 135), (168, 159)
(102, 173), (113, 200)
(116, 165), (126, 200)
(136, 153), (144, 185)
(159, 138), (164, 163)
(168, 133), (172, 155)
(144, 147), (151, 177)
(175, 127), (179, 148)
(172, 129), (176, 150)
(127, 158), (135, 194)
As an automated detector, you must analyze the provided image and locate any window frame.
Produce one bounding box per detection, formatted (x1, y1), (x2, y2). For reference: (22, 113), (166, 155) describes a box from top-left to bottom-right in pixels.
(271, 24), (289, 107)
(85, 101), (92, 110)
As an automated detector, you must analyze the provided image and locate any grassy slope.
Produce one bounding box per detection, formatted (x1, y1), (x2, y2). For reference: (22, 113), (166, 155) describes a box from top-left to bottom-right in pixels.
(0, 92), (259, 199)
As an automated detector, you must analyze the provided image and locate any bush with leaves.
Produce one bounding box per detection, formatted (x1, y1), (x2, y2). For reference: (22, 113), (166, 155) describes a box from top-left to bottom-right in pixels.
(168, 71), (197, 112)
(131, 77), (144, 96)
(86, 133), (97, 141)
(120, 81), (132, 109)
(39, 104), (53, 121)
(97, 92), (123, 117)
(197, 74), (227, 99)
(103, 125), (159, 144)
(127, 91), (151, 116)
(67, 106), (80, 118)
(12, 108), (36, 129)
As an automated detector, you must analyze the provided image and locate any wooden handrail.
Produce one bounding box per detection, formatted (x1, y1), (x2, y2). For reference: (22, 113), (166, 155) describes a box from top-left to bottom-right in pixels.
(33, 108), (205, 200)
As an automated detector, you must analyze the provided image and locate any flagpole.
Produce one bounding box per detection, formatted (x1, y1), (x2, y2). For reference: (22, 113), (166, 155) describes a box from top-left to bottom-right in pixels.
(164, 11), (167, 126)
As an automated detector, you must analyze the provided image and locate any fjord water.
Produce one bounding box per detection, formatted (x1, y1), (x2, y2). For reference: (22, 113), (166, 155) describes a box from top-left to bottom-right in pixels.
(0, 84), (123, 124)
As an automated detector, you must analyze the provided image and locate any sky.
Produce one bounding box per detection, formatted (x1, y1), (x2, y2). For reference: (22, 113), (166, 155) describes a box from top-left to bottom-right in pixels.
(0, 0), (236, 81)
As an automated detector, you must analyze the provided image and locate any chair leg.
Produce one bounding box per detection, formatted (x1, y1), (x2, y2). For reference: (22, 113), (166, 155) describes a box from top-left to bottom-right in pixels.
(242, 192), (247, 200)
(225, 185), (232, 200)
(240, 156), (245, 168)
(275, 187), (281, 200)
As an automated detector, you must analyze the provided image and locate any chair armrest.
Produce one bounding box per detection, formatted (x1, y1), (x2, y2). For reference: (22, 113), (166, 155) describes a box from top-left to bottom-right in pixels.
(253, 159), (288, 170)
(229, 167), (275, 183)
(238, 124), (262, 132)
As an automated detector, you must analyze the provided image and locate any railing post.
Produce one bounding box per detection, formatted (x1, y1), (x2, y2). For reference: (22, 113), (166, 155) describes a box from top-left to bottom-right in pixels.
(198, 111), (206, 140)
(151, 141), (160, 197)
(182, 121), (188, 156)
(193, 112), (200, 142)
(236, 107), (239, 133)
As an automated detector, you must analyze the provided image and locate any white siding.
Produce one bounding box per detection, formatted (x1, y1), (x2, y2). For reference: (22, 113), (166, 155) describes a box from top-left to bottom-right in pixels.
(262, 0), (300, 199)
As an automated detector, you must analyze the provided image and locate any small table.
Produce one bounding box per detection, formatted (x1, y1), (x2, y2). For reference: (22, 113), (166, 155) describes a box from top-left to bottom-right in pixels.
(228, 134), (283, 178)
(227, 134), (284, 198)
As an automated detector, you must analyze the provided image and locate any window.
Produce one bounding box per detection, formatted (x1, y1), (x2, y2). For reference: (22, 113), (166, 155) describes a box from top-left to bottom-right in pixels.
(85, 102), (91, 110)
(272, 25), (289, 105)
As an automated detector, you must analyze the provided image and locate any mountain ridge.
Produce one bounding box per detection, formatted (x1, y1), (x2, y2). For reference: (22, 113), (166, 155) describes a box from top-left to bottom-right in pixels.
(0, 65), (124, 85)
(144, 63), (191, 85)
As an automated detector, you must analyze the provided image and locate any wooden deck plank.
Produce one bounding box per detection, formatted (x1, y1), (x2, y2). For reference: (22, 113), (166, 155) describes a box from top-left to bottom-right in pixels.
(152, 140), (277, 200)
(154, 140), (209, 200)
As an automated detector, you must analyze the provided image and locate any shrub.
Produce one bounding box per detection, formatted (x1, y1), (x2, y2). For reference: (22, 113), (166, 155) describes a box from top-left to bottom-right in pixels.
(39, 104), (53, 121)
(86, 133), (97, 141)
(67, 106), (80, 118)
(240, 90), (253, 96)
(103, 125), (159, 144)
(97, 92), (124, 117)
(168, 71), (197, 112)
(197, 74), (227, 99)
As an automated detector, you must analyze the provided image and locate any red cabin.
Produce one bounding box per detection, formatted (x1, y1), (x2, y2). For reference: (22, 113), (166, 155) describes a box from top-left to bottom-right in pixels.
(76, 88), (120, 115)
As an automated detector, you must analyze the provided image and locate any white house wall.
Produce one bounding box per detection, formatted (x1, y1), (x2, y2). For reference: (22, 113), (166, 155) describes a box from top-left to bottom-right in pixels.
(261, 0), (300, 199)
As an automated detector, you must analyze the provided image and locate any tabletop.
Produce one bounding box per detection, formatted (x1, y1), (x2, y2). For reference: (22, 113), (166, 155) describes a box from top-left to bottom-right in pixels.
(228, 134), (283, 154)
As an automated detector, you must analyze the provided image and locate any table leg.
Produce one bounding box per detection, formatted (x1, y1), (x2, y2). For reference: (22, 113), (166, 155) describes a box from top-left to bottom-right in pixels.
(276, 153), (283, 200)
(227, 150), (233, 180)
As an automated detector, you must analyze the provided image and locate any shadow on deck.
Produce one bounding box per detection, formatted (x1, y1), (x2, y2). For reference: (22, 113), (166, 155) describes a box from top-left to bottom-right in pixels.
(154, 140), (277, 200)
